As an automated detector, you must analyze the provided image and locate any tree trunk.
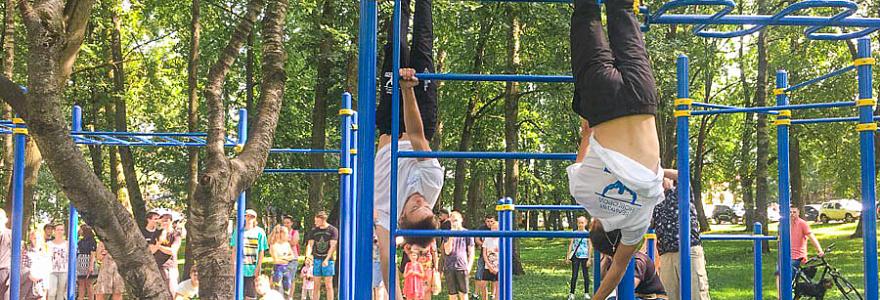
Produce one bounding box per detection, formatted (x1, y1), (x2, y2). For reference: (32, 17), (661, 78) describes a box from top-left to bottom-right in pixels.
(184, 0), (201, 280)
(737, 31), (756, 230)
(753, 27), (771, 249)
(307, 0), (336, 220)
(1, 0), (13, 207)
(465, 164), (484, 228)
(452, 15), (492, 212)
(503, 7), (520, 201)
(692, 64), (715, 232)
(105, 101), (125, 203)
(111, 8), (147, 227)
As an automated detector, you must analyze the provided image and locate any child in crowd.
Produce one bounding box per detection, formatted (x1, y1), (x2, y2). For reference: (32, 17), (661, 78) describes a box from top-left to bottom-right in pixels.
(269, 225), (296, 295)
(22, 229), (50, 300)
(403, 250), (426, 300)
(175, 266), (199, 300)
(300, 260), (315, 300)
(94, 242), (125, 300)
(256, 275), (285, 300)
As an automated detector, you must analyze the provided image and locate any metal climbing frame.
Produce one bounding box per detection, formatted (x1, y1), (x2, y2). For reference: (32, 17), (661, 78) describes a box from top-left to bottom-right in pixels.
(2, 93), (357, 300)
(674, 38), (877, 300)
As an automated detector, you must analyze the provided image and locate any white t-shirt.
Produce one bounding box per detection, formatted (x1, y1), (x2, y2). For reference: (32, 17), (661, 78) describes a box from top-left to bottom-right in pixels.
(567, 135), (664, 246)
(49, 241), (68, 273)
(176, 279), (198, 299)
(374, 140), (445, 231)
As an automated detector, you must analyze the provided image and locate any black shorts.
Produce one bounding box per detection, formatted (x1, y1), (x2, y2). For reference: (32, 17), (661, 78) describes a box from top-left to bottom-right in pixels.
(570, 0), (657, 127)
(378, 0), (438, 141)
(481, 268), (498, 282)
(445, 269), (469, 295)
(244, 276), (257, 299)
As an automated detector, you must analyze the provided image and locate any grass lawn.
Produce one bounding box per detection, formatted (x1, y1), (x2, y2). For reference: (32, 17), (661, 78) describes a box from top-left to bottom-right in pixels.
(456, 222), (877, 300)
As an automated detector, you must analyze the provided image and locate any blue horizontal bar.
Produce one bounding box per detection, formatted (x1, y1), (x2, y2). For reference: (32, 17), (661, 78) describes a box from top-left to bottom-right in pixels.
(416, 73), (573, 83)
(692, 102), (780, 115)
(791, 116), (880, 124)
(71, 131), (208, 137)
(651, 14), (880, 28)
(396, 229), (590, 238)
(263, 168), (338, 174)
(399, 151), (576, 160)
(514, 205), (585, 211)
(785, 65), (856, 93)
(700, 234), (777, 241)
(691, 101), (855, 115)
(269, 148), (340, 154)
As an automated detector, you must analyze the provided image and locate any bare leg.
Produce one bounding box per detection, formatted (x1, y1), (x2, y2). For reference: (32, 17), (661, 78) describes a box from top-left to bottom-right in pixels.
(325, 278), (335, 300)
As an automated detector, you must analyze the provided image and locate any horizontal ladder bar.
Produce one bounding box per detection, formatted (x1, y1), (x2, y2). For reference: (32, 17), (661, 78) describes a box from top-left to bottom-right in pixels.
(651, 14), (880, 27)
(396, 229), (590, 238)
(693, 102), (780, 115)
(269, 149), (340, 154)
(691, 101), (855, 116)
(785, 65), (856, 93)
(700, 234), (777, 241)
(263, 168), (339, 174)
(514, 205), (585, 211)
(417, 73), (573, 83)
(791, 116), (880, 124)
(398, 151), (577, 160)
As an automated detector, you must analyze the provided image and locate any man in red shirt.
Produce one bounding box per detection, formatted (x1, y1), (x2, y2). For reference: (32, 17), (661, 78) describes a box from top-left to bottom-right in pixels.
(777, 205), (825, 294)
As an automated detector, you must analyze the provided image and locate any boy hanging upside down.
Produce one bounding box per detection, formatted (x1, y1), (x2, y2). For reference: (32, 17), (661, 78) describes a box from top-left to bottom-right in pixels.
(374, 0), (444, 298)
(567, 0), (672, 298)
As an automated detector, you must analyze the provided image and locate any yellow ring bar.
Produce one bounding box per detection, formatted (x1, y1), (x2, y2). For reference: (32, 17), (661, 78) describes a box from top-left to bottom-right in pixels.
(856, 98), (877, 107)
(12, 128), (27, 135)
(853, 58), (876, 66)
(856, 123), (878, 132)
(773, 119), (791, 126)
(495, 204), (515, 211)
(12, 118), (25, 124)
(633, 0), (641, 16)
(351, 124), (358, 131)
(233, 144), (244, 153)
(349, 149), (357, 155)
(673, 110), (691, 117)
(778, 110), (792, 117)
(773, 88), (787, 96)
(644, 233), (657, 239)
(338, 168), (353, 175)
(674, 98), (693, 106)
(339, 108), (355, 116)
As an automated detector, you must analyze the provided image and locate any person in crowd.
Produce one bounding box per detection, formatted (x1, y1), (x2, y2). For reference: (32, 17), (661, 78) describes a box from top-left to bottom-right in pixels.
(0, 209), (11, 300)
(438, 209), (451, 230)
(403, 250), (427, 300)
(481, 219), (500, 300)
(776, 205), (825, 295)
(305, 211), (338, 300)
(300, 259), (315, 300)
(269, 225), (296, 295)
(373, 237), (388, 300)
(281, 215), (301, 299)
(48, 223), (68, 300)
(418, 239), (438, 298)
(474, 215), (495, 300)
(156, 212), (182, 294)
(567, 216), (592, 300)
(230, 209), (269, 300)
(651, 176), (710, 300)
(175, 265), (199, 300)
(43, 224), (54, 243)
(75, 224), (97, 300)
(443, 211), (474, 300)
(94, 242), (124, 300)
(256, 274), (285, 300)
(592, 221), (667, 300)
(142, 211), (162, 264)
(21, 229), (50, 300)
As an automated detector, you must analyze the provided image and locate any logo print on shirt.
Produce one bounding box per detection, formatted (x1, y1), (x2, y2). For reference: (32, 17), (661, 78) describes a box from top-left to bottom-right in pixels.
(598, 181), (640, 206)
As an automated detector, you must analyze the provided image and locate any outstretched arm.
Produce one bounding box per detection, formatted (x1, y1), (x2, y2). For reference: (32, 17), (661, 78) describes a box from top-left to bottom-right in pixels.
(593, 243), (638, 300)
(576, 119), (591, 163)
(400, 68), (431, 156)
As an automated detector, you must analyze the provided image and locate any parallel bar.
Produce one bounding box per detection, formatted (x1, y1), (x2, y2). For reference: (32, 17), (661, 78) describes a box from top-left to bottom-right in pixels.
(618, 259), (636, 300)
(691, 101), (855, 115)
(676, 55), (693, 300)
(388, 0), (402, 297)
(416, 73), (573, 83)
(262, 168), (338, 174)
(269, 148), (339, 154)
(700, 234), (777, 241)
(9, 121), (25, 300)
(234, 109), (248, 300)
(339, 93), (354, 300)
(693, 102), (780, 115)
(395, 229), (590, 238)
(514, 204), (584, 211)
(856, 38), (878, 300)
(753, 223), (764, 300)
(776, 70), (794, 300)
(784, 65), (856, 93)
(646, 228), (656, 261)
(353, 0), (377, 295)
(399, 151), (576, 160)
(67, 107), (83, 300)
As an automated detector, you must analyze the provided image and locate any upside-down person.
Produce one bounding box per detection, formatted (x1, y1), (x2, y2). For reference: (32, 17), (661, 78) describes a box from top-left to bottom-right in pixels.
(374, 0), (444, 298)
(566, 0), (673, 298)
(593, 222), (668, 300)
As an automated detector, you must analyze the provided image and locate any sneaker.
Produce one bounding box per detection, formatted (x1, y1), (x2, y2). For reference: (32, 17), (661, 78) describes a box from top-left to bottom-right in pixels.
(568, 293), (576, 300)
(584, 293), (592, 300)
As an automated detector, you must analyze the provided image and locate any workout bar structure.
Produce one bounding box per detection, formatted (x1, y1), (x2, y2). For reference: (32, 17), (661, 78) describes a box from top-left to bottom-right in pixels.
(2, 93), (357, 300)
(675, 38), (878, 300)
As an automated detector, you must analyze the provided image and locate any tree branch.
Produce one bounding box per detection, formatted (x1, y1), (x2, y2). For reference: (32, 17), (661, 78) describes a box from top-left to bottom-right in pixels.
(0, 75), (26, 117)
(59, 0), (96, 79)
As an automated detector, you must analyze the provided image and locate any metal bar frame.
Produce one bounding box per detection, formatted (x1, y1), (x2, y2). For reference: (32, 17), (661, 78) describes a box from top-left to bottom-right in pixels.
(855, 38), (878, 300)
(676, 54), (694, 300)
(777, 70), (794, 300)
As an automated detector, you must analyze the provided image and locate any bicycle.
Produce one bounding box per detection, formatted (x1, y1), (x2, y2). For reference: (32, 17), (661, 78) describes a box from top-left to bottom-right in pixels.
(792, 243), (863, 300)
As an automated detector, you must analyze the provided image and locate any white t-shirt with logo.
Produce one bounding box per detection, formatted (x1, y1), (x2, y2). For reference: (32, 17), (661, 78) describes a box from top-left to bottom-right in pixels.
(374, 140), (445, 231)
(567, 135), (665, 246)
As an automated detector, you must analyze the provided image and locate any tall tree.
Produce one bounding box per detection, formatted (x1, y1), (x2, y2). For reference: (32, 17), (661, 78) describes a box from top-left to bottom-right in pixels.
(1, 0), (13, 205)
(752, 2), (771, 244)
(184, 0), (202, 279)
(307, 0), (336, 218)
(737, 27), (756, 230)
(502, 7), (525, 275)
(110, 3), (147, 227)
(189, 0), (288, 298)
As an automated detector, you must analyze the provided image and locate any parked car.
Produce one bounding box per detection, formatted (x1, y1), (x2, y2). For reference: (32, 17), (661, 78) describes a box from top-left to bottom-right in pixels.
(712, 204), (741, 224)
(819, 199), (862, 223)
(803, 205), (820, 222)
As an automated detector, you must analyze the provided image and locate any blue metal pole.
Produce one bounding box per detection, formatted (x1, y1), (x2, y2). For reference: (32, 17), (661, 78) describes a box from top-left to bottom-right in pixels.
(646, 229), (655, 261)
(67, 106), (84, 300)
(676, 54), (693, 300)
(388, 0), (402, 296)
(497, 198), (514, 300)
(398, 151), (576, 160)
(9, 119), (25, 300)
(235, 108), (248, 300)
(339, 93), (353, 300)
(690, 101), (856, 116)
(593, 245), (601, 294)
(776, 70), (793, 300)
(394, 229), (590, 238)
(855, 37), (878, 300)
(354, 0), (377, 295)
(753, 222), (763, 300)
(616, 259), (636, 300)
(415, 73), (574, 83)
(513, 204), (585, 211)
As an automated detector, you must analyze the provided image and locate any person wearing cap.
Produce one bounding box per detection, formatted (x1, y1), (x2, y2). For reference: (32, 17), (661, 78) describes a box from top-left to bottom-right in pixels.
(305, 211), (338, 300)
(230, 209), (269, 300)
(0, 209), (10, 299)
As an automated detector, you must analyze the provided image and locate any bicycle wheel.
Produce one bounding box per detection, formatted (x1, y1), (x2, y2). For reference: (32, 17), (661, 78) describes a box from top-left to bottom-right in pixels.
(832, 274), (863, 300)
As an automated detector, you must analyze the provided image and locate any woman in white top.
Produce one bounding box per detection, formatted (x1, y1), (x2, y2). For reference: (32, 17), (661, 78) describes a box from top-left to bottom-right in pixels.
(48, 224), (68, 300)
